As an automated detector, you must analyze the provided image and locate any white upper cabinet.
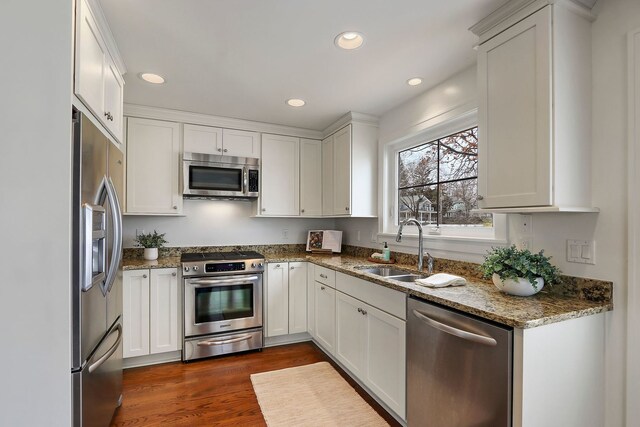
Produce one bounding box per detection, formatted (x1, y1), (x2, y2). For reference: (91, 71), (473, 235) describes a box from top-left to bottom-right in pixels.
(223, 129), (261, 158)
(126, 118), (182, 215)
(473, 1), (596, 212)
(322, 119), (378, 217)
(75, 0), (125, 143)
(299, 139), (323, 216)
(183, 124), (260, 158)
(260, 134), (300, 216)
(183, 124), (222, 155)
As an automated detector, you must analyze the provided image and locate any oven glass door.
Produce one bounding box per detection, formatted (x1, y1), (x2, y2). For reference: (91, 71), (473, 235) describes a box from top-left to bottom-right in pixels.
(185, 275), (262, 337)
(195, 283), (253, 323)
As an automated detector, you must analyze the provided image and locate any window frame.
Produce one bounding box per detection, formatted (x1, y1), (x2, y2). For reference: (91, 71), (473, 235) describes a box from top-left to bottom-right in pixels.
(381, 109), (507, 247)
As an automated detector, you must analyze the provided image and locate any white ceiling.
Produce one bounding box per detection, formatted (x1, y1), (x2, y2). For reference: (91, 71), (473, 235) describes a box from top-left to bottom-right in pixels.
(99, 0), (509, 131)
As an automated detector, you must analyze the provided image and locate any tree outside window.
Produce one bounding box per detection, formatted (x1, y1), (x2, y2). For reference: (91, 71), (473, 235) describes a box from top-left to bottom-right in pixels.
(398, 127), (492, 227)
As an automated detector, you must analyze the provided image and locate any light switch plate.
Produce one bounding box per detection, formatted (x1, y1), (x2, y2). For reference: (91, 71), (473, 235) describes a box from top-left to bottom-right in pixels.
(567, 239), (595, 264)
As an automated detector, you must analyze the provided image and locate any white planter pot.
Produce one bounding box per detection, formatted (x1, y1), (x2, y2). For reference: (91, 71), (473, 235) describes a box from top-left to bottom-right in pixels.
(143, 247), (159, 261)
(492, 273), (544, 297)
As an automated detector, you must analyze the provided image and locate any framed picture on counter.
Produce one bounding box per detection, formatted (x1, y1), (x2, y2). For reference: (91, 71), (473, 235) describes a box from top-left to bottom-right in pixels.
(306, 230), (342, 253)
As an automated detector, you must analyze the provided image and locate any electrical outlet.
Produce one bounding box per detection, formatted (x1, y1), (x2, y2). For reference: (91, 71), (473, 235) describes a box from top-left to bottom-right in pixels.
(282, 229), (289, 240)
(520, 214), (533, 235)
(371, 231), (378, 243)
(357, 230), (361, 242)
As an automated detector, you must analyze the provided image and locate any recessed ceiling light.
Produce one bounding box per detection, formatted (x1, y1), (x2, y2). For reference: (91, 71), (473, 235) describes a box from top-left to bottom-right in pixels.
(407, 77), (423, 86)
(139, 73), (165, 84)
(334, 31), (364, 50)
(286, 98), (306, 107)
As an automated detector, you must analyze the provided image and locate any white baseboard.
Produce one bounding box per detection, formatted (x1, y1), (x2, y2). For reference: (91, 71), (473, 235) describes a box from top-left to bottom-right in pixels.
(264, 332), (312, 347)
(123, 350), (182, 369)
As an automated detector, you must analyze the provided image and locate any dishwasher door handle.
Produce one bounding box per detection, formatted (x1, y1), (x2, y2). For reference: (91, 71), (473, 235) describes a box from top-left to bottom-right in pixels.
(412, 309), (497, 346)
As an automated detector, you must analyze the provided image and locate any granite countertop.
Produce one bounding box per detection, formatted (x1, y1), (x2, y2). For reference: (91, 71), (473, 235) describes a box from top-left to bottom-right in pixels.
(123, 252), (613, 329)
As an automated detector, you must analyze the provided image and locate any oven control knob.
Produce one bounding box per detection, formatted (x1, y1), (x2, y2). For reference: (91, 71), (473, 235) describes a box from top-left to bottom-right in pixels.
(183, 266), (190, 272)
(193, 266), (199, 271)
(251, 263), (256, 268)
(258, 263), (263, 268)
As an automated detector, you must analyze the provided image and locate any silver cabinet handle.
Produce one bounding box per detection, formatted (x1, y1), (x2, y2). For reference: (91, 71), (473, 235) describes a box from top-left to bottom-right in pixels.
(217, 148), (222, 152)
(88, 324), (122, 373)
(477, 195), (484, 200)
(301, 209), (305, 213)
(172, 272), (177, 277)
(412, 309), (497, 346)
(143, 274), (148, 278)
(345, 207), (349, 211)
(275, 264), (281, 268)
(361, 309), (367, 315)
(262, 208), (266, 212)
(321, 286), (326, 290)
(357, 307), (362, 313)
(319, 274), (328, 279)
(173, 205), (178, 209)
(223, 148), (228, 152)
(197, 333), (252, 346)
(290, 266), (294, 270)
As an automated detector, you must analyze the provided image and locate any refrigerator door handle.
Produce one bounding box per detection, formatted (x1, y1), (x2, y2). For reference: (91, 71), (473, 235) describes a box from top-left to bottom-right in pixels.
(88, 323), (122, 374)
(412, 309), (498, 346)
(103, 177), (123, 293)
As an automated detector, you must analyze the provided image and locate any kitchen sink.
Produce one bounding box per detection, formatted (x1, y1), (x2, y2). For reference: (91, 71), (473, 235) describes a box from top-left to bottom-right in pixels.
(389, 274), (428, 282)
(358, 267), (413, 277)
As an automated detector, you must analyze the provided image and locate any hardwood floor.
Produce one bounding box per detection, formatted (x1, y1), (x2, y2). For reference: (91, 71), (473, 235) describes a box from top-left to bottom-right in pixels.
(111, 341), (401, 426)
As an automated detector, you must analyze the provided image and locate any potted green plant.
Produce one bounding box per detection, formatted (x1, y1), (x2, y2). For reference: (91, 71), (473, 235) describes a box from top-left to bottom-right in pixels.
(480, 245), (561, 296)
(134, 230), (168, 261)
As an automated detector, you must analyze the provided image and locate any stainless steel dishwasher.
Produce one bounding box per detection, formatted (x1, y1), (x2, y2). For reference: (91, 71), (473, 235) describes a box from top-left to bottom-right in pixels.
(407, 297), (513, 426)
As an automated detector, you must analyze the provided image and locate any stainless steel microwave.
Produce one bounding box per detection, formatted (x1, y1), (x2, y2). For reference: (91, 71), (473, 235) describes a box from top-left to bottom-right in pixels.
(183, 152), (259, 199)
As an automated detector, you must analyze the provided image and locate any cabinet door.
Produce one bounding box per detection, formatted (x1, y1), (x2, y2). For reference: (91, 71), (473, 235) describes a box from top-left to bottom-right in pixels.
(333, 125), (352, 215)
(103, 59), (124, 141)
(266, 263), (289, 337)
(123, 270), (150, 358)
(307, 264), (315, 337)
(365, 304), (406, 419)
(223, 129), (260, 158)
(300, 139), (323, 216)
(260, 134), (300, 216)
(183, 124), (222, 155)
(314, 281), (336, 354)
(336, 292), (367, 379)
(149, 268), (179, 354)
(75, 0), (105, 121)
(477, 7), (552, 208)
(126, 118), (182, 214)
(288, 262), (308, 334)
(321, 136), (334, 216)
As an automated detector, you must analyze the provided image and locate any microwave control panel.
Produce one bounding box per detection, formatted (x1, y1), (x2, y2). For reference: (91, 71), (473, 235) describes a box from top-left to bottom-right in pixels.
(248, 170), (259, 192)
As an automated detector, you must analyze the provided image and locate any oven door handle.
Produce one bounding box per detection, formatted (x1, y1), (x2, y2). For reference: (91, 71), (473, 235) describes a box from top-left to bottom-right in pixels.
(188, 276), (260, 286)
(197, 334), (253, 346)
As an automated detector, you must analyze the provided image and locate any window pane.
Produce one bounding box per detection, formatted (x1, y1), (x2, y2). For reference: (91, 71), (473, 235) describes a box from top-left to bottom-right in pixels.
(439, 179), (492, 226)
(439, 127), (478, 182)
(399, 142), (438, 188)
(399, 185), (438, 226)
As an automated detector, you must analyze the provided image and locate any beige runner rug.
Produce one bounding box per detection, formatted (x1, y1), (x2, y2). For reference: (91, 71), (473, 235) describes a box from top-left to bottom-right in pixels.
(250, 362), (389, 426)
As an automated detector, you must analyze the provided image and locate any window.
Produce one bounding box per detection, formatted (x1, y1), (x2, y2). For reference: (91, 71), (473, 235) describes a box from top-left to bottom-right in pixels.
(397, 126), (492, 228)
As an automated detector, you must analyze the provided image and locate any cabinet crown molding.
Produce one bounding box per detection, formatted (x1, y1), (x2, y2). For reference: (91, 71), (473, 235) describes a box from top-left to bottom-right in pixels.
(470, 0), (595, 38)
(322, 112), (379, 137)
(84, 0), (127, 75)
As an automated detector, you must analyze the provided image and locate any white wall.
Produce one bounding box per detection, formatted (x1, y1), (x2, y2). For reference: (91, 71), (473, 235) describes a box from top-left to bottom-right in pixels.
(123, 200), (336, 247)
(0, 0), (74, 425)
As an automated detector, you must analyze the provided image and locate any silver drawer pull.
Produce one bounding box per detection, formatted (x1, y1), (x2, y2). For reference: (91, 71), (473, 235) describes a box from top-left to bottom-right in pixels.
(197, 334), (252, 346)
(172, 272), (177, 277)
(321, 286), (326, 290)
(142, 274), (148, 278)
(319, 274), (328, 279)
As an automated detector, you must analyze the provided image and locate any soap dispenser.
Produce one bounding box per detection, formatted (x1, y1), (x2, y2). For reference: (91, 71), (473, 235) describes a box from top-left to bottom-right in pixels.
(382, 242), (391, 261)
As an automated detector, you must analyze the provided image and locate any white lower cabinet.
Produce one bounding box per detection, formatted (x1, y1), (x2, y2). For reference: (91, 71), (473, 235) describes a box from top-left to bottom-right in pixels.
(123, 268), (179, 358)
(265, 261), (308, 337)
(336, 291), (406, 419)
(314, 281), (336, 354)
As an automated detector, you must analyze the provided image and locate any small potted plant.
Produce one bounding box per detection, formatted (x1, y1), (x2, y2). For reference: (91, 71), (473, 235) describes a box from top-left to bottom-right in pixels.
(134, 230), (168, 261)
(480, 245), (561, 296)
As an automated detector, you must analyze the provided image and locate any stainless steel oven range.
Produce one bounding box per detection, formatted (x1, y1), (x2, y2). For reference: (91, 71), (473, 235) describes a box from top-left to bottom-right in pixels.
(181, 251), (264, 361)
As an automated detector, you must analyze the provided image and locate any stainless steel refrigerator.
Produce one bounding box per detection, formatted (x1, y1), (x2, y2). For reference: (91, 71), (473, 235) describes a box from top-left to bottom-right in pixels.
(71, 109), (124, 427)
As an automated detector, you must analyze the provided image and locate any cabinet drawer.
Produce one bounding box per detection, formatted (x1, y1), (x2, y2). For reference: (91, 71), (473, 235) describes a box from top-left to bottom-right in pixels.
(314, 266), (336, 287)
(336, 272), (406, 320)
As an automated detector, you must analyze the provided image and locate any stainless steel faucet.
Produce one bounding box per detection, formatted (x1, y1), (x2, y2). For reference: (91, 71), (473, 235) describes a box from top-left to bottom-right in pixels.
(396, 218), (425, 271)
(425, 252), (434, 274)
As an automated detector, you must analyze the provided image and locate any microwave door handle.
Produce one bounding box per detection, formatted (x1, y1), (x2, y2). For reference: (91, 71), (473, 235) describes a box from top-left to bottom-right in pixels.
(188, 276), (260, 286)
(243, 167), (248, 196)
(104, 177), (123, 293)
